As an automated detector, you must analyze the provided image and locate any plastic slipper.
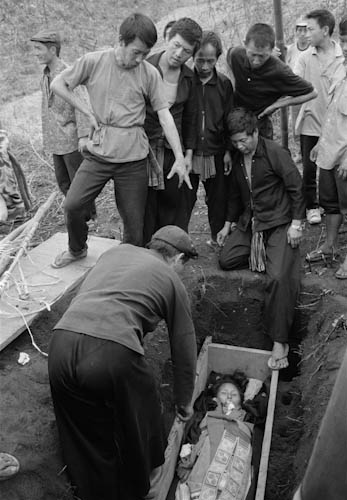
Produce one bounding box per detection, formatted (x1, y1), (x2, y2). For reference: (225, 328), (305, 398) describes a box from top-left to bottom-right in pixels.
(51, 249), (87, 269)
(305, 248), (338, 263)
(335, 267), (347, 280)
(268, 355), (289, 371)
(0, 453), (20, 481)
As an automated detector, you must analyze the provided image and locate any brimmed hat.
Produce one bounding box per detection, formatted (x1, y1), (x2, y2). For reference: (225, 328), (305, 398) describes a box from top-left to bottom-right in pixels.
(151, 225), (198, 259)
(30, 29), (61, 44)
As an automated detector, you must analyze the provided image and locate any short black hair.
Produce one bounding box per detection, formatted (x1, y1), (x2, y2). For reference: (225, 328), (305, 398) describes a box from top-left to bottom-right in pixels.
(306, 9), (335, 36)
(198, 30), (223, 58)
(168, 17), (202, 55)
(339, 15), (347, 36)
(226, 107), (258, 136)
(245, 23), (275, 49)
(163, 20), (175, 39)
(119, 13), (157, 48)
(43, 41), (61, 57)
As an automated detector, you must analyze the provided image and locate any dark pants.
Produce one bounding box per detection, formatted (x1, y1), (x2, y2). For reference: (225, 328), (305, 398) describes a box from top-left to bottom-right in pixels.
(53, 151), (96, 219)
(64, 157), (148, 254)
(219, 224), (300, 343)
(300, 135), (319, 209)
(187, 153), (227, 241)
(143, 149), (198, 244)
(48, 330), (166, 500)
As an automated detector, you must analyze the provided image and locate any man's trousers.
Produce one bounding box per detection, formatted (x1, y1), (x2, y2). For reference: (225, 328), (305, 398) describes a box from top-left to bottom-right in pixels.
(219, 224), (301, 343)
(48, 330), (166, 500)
(64, 156), (148, 254)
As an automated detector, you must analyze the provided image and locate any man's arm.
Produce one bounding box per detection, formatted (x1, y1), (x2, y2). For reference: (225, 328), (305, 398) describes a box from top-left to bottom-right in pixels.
(258, 90), (317, 118)
(157, 108), (192, 189)
(51, 74), (99, 138)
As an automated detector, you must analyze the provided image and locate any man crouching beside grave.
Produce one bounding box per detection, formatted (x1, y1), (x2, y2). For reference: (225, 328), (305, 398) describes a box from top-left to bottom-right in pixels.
(217, 108), (305, 371)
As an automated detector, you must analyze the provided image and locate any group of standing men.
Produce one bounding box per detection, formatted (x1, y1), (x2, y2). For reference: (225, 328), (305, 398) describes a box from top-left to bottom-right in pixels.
(24, 8), (347, 500)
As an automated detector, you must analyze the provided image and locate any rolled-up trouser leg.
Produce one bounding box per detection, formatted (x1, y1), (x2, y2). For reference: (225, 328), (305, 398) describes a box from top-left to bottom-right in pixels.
(264, 224), (301, 343)
(48, 330), (166, 500)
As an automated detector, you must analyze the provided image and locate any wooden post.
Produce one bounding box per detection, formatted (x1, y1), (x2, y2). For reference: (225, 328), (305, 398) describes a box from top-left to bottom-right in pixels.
(273, 0), (288, 148)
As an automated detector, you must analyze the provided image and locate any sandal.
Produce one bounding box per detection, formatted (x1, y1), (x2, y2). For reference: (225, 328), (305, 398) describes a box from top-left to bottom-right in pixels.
(305, 248), (339, 263)
(0, 453), (20, 481)
(335, 266), (347, 280)
(51, 249), (87, 269)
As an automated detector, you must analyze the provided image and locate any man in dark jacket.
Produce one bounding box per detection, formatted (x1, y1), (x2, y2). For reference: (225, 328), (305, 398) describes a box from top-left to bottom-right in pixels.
(189, 31), (234, 248)
(217, 108), (305, 370)
(143, 17), (202, 243)
(227, 23), (317, 139)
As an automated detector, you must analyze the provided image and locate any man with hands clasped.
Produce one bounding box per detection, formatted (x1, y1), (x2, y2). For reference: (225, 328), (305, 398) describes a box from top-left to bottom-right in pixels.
(217, 108), (305, 371)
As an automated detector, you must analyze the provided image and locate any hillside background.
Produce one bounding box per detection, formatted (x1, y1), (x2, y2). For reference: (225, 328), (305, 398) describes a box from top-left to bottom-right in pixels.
(1, 0), (346, 105)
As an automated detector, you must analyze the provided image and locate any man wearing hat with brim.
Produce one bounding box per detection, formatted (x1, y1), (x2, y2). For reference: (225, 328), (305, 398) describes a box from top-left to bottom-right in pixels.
(48, 225), (198, 500)
(30, 29), (96, 219)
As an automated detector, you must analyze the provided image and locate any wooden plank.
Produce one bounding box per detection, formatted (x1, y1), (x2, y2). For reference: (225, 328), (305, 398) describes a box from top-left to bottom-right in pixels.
(208, 343), (272, 380)
(255, 368), (279, 500)
(0, 232), (119, 351)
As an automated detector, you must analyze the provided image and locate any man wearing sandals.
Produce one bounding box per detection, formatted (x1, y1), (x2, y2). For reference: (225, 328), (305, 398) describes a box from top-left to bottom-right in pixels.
(306, 16), (347, 279)
(217, 108), (305, 370)
(50, 13), (191, 268)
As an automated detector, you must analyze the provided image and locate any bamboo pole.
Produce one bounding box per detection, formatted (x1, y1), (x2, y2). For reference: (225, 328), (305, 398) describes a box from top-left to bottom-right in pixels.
(273, 0), (289, 148)
(0, 191), (58, 298)
(0, 221), (31, 277)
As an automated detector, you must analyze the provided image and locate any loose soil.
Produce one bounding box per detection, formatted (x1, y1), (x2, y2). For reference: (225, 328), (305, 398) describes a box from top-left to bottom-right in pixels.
(1, 179), (347, 499)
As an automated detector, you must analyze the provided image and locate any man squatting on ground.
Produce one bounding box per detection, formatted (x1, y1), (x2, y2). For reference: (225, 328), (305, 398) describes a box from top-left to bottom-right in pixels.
(188, 31), (234, 248)
(294, 9), (345, 225)
(48, 225), (198, 500)
(227, 23), (317, 140)
(306, 16), (347, 278)
(143, 18), (201, 243)
(217, 108), (305, 370)
(50, 13), (191, 268)
(30, 29), (96, 219)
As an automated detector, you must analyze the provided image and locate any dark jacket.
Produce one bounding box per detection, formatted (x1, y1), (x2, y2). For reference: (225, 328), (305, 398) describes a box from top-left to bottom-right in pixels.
(194, 69), (234, 155)
(144, 51), (197, 150)
(226, 137), (305, 231)
(227, 46), (314, 116)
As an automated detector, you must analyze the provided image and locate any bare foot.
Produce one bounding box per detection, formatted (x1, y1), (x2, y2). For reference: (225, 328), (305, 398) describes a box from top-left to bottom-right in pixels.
(268, 342), (289, 370)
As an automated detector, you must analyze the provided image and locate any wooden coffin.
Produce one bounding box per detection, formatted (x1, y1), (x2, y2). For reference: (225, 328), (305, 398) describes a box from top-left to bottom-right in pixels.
(157, 337), (278, 500)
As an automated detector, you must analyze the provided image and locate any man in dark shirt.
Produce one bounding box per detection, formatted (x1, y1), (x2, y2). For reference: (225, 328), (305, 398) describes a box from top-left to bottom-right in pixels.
(189, 31), (234, 248)
(227, 23), (317, 139)
(48, 225), (198, 500)
(143, 18), (202, 243)
(217, 108), (305, 370)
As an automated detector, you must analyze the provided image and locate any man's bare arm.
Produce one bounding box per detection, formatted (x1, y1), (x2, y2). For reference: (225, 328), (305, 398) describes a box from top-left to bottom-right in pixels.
(157, 108), (192, 189)
(258, 89), (317, 118)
